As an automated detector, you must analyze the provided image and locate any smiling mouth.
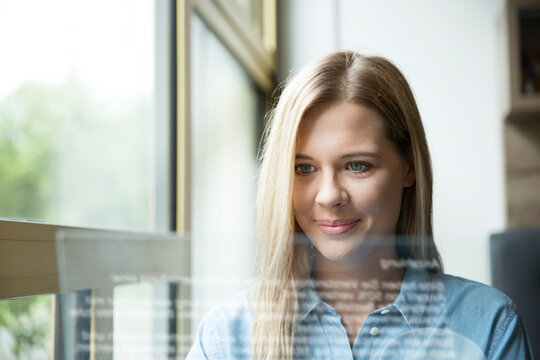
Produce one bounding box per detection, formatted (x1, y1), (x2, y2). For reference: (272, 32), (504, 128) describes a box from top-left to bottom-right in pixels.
(315, 219), (361, 235)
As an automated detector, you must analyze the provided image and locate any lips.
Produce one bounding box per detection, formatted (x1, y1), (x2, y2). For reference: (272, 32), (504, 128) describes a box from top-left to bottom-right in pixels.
(315, 219), (360, 235)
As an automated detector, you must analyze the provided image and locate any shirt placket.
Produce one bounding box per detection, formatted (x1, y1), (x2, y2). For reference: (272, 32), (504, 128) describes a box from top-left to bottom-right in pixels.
(360, 306), (417, 359)
(352, 312), (383, 360)
(317, 307), (353, 360)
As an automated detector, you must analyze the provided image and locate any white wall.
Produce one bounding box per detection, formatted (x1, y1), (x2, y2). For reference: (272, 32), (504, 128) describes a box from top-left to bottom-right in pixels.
(278, 0), (506, 284)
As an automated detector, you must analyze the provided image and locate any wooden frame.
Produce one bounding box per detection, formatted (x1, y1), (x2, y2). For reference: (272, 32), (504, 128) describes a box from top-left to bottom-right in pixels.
(192, 0), (276, 93)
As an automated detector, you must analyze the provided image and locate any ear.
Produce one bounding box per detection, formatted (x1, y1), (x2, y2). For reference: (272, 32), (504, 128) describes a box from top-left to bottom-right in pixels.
(403, 161), (416, 188)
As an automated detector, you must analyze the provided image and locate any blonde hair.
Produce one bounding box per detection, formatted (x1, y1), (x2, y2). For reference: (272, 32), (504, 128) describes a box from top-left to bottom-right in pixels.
(251, 51), (443, 359)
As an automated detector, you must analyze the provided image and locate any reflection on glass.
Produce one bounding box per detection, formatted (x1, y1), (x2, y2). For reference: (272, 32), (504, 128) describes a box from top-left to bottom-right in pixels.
(0, 295), (53, 359)
(0, 0), (156, 231)
(113, 282), (173, 360)
(54, 290), (92, 360)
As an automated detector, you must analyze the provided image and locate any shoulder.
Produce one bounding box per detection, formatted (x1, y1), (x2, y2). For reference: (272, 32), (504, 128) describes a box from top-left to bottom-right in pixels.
(197, 290), (254, 340)
(186, 291), (253, 360)
(427, 271), (516, 331)
(426, 272), (532, 359)
(430, 272), (514, 312)
(202, 290), (253, 323)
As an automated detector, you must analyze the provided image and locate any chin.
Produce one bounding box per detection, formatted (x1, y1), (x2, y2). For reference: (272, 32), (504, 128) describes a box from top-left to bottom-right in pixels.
(312, 233), (388, 263)
(319, 251), (361, 263)
(314, 241), (369, 262)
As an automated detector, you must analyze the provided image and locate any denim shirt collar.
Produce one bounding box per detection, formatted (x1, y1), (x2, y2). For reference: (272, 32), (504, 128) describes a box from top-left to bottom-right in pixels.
(298, 266), (431, 333)
(392, 266), (431, 332)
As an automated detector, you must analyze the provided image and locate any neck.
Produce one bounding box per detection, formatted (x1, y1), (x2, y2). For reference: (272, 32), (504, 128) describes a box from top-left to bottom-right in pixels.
(310, 237), (405, 348)
(312, 242), (404, 286)
(311, 237), (405, 315)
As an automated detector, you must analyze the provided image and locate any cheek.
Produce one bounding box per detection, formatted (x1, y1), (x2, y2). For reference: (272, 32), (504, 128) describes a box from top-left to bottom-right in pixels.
(293, 180), (314, 232)
(293, 181), (314, 221)
(353, 174), (404, 216)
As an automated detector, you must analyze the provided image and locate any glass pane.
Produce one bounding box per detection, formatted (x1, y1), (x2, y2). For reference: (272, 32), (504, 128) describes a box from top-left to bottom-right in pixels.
(190, 11), (261, 336)
(0, 0), (157, 231)
(52, 228), (184, 359)
(113, 282), (174, 360)
(0, 295), (53, 359)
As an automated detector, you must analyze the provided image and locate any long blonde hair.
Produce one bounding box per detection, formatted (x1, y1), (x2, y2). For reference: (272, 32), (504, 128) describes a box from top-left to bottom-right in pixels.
(251, 51), (443, 359)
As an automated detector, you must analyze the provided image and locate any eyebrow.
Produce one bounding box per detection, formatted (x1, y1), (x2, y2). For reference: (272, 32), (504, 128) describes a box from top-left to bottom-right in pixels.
(295, 152), (381, 160)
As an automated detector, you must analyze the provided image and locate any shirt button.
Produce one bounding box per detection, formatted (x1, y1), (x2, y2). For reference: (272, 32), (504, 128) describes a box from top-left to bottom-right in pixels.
(381, 309), (390, 315)
(370, 327), (380, 336)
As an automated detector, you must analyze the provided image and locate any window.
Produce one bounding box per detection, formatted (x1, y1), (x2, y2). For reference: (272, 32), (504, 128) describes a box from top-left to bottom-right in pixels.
(0, 0), (160, 231)
(0, 0), (276, 358)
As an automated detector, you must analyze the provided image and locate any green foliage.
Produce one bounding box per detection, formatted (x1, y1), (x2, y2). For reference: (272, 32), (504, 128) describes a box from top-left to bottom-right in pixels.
(0, 83), (57, 220)
(0, 79), (152, 228)
(0, 295), (52, 359)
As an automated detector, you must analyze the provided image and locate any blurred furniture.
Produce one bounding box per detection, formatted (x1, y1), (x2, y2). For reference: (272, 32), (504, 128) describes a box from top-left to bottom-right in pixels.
(490, 229), (540, 358)
(500, 0), (540, 122)
(500, 0), (540, 230)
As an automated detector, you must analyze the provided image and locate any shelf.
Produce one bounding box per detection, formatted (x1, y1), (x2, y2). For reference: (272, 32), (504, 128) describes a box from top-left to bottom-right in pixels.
(501, 0), (540, 121)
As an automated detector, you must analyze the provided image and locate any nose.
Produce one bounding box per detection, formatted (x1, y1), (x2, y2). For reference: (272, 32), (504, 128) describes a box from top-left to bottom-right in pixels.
(315, 173), (348, 209)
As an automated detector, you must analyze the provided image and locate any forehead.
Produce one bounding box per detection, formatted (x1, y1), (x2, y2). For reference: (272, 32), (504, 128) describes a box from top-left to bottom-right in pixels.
(296, 102), (388, 152)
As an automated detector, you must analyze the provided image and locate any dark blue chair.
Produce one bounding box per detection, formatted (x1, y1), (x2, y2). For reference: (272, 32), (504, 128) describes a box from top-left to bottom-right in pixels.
(490, 229), (540, 358)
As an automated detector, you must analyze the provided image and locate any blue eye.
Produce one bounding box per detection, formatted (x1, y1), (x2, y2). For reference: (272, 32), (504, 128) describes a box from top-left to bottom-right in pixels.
(346, 161), (367, 172)
(295, 164), (315, 175)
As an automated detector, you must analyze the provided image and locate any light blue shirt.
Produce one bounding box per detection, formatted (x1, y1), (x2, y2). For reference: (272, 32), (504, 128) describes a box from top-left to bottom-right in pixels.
(186, 268), (533, 359)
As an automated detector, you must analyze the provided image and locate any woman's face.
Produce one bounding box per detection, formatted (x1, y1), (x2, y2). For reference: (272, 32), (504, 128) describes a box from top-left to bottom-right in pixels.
(293, 101), (415, 262)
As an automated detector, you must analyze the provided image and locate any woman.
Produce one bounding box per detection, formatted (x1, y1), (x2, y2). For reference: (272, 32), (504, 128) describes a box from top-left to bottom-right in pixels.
(187, 51), (532, 359)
